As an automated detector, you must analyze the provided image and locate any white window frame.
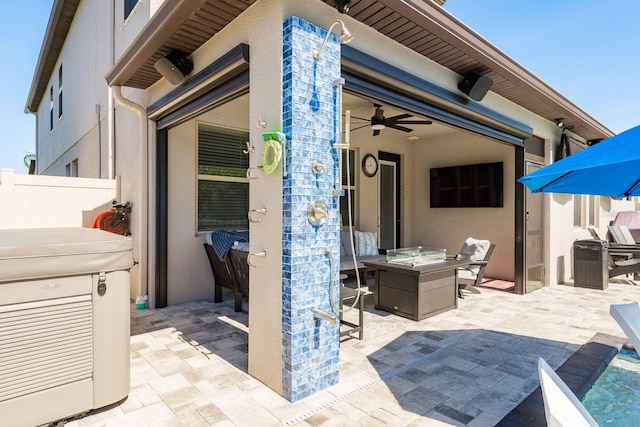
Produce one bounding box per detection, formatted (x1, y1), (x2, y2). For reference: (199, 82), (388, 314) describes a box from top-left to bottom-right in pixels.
(573, 194), (599, 228)
(340, 148), (357, 228)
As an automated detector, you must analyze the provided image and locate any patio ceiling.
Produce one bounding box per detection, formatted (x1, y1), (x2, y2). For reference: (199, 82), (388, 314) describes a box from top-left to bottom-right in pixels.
(32, 0), (612, 142)
(335, 0), (611, 142)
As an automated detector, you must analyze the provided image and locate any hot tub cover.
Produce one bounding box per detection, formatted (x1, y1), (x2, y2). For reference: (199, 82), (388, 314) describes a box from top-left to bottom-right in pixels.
(0, 228), (134, 282)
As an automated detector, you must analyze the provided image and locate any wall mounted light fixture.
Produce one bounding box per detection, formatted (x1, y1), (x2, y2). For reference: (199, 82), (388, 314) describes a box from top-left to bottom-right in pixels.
(154, 50), (193, 85)
(555, 118), (565, 128)
(313, 20), (353, 59)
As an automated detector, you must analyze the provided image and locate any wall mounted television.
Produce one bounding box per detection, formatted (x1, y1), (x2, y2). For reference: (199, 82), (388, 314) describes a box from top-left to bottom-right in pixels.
(430, 161), (503, 208)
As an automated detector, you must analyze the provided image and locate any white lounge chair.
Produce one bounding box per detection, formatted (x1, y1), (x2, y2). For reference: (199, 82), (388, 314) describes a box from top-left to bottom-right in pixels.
(610, 302), (640, 354)
(537, 358), (598, 427)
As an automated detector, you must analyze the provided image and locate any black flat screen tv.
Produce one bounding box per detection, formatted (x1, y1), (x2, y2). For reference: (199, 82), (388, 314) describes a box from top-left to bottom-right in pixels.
(430, 161), (503, 208)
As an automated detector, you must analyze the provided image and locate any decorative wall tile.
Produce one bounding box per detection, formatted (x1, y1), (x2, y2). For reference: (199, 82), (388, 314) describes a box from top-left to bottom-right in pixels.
(281, 16), (342, 402)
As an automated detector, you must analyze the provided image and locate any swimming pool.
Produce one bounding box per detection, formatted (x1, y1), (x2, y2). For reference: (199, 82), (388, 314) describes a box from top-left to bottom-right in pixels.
(582, 349), (640, 426)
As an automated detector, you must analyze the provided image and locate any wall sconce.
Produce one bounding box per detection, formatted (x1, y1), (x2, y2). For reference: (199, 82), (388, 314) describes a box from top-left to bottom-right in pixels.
(313, 20), (353, 59)
(555, 118), (565, 128)
(154, 50), (193, 85)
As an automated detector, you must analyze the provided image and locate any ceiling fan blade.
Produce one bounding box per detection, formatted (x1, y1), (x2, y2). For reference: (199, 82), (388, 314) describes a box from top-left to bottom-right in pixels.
(349, 115), (370, 122)
(393, 120), (433, 125)
(351, 124), (370, 132)
(386, 114), (412, 122)
(373, 129), (381, 137)
(387, 123), (413, 133)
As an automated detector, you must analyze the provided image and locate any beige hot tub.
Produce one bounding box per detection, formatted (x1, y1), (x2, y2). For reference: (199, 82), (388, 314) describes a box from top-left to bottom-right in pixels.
(0, 228), (134, 427)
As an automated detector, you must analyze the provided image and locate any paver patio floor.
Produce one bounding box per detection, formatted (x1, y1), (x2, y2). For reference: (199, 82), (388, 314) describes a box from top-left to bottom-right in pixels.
(66, 279), (640, 426)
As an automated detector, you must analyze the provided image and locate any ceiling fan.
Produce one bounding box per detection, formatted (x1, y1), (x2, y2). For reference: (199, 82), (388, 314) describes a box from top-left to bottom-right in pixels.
(352, 104), (432, 136)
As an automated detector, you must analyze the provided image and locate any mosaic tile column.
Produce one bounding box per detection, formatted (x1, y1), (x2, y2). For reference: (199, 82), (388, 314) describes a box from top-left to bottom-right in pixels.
(282, 16), (342, 402)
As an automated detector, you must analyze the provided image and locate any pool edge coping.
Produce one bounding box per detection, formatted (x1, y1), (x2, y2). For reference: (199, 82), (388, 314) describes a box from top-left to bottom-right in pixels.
(497, 332), (626, 426)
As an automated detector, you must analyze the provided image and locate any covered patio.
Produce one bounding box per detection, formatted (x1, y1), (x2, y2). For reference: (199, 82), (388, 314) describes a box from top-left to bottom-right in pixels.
(67, 280), (637, 426)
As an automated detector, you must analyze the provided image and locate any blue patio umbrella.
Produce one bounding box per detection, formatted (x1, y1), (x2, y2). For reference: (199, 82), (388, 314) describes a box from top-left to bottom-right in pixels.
(519, 125), (640, 197)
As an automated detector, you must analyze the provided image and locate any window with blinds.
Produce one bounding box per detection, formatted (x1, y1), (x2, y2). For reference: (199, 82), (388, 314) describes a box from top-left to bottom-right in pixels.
(340, 149), (356, 227)
(197, 124), (249, 232)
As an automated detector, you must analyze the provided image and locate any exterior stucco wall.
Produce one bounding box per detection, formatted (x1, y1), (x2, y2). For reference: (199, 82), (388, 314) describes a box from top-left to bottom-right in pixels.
(549, 192), (638, 284)
(165, 97), (249, 305)
(347, 123), (515, 280)
(111, 89), (147, 301)
(33, 0), (155, 176)
(113, 0), (155, 58)
(146, 0), (286, 394)
(31, 0), (155, 302)
(244, 2), (285, 395)
(35, 0), (104, 176)
(141, 0), (633, 300)
(412, 131), (516, 280)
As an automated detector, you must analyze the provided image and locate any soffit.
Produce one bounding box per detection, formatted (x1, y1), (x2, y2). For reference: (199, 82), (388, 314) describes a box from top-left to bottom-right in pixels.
(105, 0), (257, 89)
(326, 0), (611, 142)
(100, 0), (610, 141)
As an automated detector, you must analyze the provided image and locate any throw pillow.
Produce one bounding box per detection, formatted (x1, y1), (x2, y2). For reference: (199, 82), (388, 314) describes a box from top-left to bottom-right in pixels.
(340, 231), (354, 257)
(355, 231), (378, 256)
(456, 237), (490, 275)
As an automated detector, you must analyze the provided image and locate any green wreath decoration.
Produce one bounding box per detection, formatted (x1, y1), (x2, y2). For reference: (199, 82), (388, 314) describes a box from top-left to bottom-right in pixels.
(261, 139), (282, 174)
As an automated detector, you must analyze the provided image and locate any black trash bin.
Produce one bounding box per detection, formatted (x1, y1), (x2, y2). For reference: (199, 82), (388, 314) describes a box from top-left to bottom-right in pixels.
(573, 239), (608, 289)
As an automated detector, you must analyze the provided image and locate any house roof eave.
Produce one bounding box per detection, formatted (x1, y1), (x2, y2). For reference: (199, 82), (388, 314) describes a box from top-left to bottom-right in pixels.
(379, 0), (613, 139)
(24, 0), (81, 114)
(105, 0), (208, 88)
(38, 0), (611, 142)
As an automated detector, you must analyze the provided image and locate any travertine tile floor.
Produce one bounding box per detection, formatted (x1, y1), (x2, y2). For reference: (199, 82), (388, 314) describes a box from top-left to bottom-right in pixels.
(66, 279), (640, 426)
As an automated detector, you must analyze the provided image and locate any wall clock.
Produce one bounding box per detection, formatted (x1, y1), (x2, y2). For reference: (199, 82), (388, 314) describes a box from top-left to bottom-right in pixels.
(362, 153), (378, 177)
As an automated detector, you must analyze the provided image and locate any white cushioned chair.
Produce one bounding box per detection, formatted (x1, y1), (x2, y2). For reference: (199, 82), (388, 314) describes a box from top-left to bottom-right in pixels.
(449, 237), (495, 298)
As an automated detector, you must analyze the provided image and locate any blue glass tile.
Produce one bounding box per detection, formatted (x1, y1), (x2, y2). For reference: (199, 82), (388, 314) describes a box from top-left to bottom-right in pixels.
(281, 15), (344, 402)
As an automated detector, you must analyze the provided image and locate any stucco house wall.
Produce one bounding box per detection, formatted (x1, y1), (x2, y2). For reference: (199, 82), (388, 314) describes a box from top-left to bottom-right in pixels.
(410, 130), (516, 279)
(148, 0), (286, 393)
(34, 0), (110, 177)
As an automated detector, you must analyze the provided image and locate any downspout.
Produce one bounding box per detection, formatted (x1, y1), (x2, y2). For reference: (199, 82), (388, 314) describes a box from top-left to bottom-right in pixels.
(96, 104), (101, 178)
(107, 0), (115, 179)
(111, 85), (149, 304)
(108, 89), (115, 179)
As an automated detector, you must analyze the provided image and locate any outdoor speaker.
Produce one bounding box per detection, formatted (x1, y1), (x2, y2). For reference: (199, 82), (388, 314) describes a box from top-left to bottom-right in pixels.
(458, 73), (493, 101)
(336, 0), (351, 13)
(154, 50), (193, 85)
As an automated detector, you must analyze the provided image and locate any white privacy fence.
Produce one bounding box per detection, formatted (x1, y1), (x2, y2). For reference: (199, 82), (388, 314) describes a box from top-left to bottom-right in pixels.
(0, 168), (119, 229)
